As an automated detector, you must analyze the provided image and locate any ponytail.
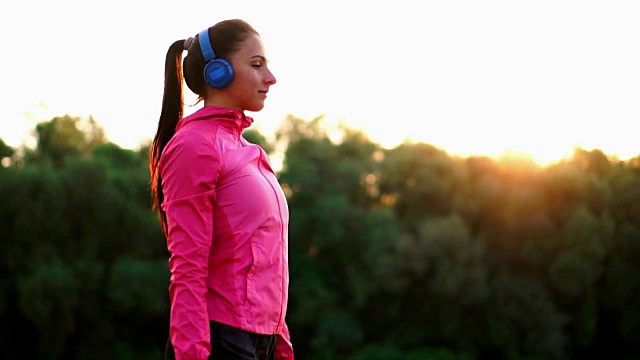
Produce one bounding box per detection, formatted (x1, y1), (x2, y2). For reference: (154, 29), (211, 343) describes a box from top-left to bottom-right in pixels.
(150, 39), (186, 236)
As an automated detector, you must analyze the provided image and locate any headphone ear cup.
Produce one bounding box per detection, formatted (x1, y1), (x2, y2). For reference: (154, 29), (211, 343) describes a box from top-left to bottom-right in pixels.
(203, 58), (234, 89)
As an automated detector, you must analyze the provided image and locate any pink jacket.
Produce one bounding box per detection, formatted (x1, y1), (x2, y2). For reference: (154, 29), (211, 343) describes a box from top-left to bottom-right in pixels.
(159, 105), (293, 360)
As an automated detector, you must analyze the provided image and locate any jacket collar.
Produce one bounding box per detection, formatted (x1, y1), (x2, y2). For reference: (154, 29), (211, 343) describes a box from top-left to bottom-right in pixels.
(176, 105), (254, 133)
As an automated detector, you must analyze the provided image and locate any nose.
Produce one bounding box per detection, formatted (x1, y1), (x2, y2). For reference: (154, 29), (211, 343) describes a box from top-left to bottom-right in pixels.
(265, 67), (277, 86)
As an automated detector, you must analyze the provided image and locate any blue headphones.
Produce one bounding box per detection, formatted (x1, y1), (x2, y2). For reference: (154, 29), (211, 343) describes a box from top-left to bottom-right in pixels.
(199, 29), (234, 88)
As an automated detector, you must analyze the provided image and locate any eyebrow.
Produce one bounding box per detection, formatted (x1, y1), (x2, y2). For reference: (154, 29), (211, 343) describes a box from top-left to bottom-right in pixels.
(251, 55), (268, 63)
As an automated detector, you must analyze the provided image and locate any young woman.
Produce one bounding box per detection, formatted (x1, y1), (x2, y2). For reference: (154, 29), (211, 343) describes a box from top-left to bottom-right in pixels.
(149, 19), (294, 360)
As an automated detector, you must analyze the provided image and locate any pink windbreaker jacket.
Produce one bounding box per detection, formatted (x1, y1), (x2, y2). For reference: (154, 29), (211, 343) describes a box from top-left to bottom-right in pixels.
(159, 105), (293, 360)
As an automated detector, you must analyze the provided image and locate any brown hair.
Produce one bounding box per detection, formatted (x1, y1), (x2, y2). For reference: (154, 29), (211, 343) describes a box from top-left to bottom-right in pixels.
(149, 19), (258, 236)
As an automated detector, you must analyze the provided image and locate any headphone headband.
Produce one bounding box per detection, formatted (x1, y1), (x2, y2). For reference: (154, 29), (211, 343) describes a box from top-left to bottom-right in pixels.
(199, 29), (215, 62)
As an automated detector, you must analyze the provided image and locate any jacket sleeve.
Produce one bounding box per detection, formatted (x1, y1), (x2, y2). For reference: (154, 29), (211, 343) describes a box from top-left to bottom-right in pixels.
(275, 320), (294, 360)
(160, 134), (220, 360)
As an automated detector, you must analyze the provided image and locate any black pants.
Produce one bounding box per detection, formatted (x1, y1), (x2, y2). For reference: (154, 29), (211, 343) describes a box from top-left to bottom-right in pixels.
(165, 321), (276, 360)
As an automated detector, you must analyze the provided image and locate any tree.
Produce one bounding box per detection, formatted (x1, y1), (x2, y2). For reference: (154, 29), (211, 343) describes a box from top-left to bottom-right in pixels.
(0, 137), (13, 160)
(243, 128), (275, 154)
(377, 142), (465, 229)
(30, 115), (107, 166)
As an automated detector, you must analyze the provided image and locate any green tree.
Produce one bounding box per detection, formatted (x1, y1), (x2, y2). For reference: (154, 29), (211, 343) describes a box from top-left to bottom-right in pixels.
(377, 142), (463, 228)
(29, 115), (107, 166)
(0, 137), (13, 165)
(3, 111), (640, 359)
(0, 117), (166, 358)
(277, 115), (385, 357)
(243, 128), (275, 154)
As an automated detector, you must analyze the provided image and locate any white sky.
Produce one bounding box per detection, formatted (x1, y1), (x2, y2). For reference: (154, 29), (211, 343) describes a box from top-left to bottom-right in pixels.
(1, 0), (639, 164)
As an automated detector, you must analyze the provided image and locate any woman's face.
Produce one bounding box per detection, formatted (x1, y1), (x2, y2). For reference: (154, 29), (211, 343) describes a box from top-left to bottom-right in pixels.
(221, 33), (277, 112)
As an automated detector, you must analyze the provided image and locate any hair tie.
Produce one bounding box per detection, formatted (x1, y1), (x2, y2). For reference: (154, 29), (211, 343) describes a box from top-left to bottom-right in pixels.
(184, 37), (194, 50)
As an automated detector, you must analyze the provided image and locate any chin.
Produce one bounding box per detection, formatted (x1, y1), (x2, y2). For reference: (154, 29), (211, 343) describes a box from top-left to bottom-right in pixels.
(247, 103), (265, 112)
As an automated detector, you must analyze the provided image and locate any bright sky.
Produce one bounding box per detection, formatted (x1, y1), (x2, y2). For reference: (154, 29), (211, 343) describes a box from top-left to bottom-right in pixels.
(1, 0), (639, 165)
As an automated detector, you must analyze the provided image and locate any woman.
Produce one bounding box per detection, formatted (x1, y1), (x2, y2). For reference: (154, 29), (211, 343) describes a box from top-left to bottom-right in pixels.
(149, 19), (294, 360)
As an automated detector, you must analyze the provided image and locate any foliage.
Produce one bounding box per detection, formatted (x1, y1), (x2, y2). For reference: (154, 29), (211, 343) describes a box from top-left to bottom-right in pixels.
(0, 114), (639, 359)
(28, 114), (107, 166)
(243, 128), (275, 154)
(0, 138), (13, 159)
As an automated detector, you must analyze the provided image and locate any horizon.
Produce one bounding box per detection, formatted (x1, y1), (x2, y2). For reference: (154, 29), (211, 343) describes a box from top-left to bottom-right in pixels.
(5, 109), (635, 171)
